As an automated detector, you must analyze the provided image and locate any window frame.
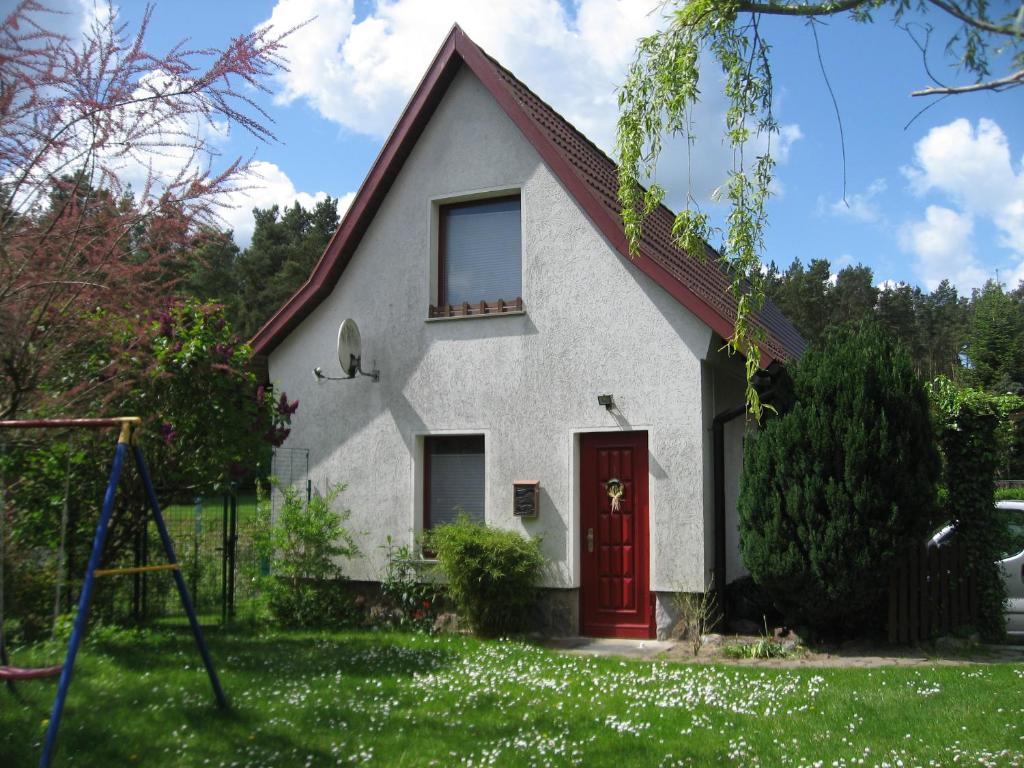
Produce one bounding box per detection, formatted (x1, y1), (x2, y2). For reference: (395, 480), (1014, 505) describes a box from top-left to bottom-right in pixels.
(422, 434), (486, 533)
(433, 193), (523, 315)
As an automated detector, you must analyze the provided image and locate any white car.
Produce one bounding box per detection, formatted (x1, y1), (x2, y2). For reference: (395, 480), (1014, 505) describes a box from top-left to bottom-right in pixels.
(930, 500), (1024, 638)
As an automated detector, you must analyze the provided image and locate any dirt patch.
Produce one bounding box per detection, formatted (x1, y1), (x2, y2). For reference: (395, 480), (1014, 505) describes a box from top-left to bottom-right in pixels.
(657, 635), (1024, 668)
(538, 634), (1024, 667)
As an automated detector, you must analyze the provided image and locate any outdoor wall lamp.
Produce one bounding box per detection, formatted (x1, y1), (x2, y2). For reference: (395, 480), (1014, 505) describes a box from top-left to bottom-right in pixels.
(597, 394), (615, 410)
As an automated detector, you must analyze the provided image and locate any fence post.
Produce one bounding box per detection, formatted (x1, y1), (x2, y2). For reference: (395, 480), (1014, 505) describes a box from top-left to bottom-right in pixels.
(908, 543), (919, 641)
(132, 523), (142, 622)
(141, 523), (148, 619)
(221, 490), (229, 624)
(192, 497), (202, 613)
(888, 568), (899, 643)
(228, 482), (237, 619)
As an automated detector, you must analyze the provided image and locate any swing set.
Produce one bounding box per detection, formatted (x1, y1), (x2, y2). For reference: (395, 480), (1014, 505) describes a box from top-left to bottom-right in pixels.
(0, 417), (227, 768)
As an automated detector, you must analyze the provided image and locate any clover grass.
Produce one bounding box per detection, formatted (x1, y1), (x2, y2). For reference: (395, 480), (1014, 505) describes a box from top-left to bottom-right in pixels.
(1, 627), (1021, 766)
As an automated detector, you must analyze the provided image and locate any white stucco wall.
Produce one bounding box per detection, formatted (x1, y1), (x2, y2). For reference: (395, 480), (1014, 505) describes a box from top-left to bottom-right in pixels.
(267, 67), (725, 593)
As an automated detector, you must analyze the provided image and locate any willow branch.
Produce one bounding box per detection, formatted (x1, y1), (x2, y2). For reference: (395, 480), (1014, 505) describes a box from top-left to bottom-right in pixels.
(923, 0), (1024, 36)
(911, 66), (1024, 94)
(735, 0), (871, 17)
(737, 0), (1023, 37)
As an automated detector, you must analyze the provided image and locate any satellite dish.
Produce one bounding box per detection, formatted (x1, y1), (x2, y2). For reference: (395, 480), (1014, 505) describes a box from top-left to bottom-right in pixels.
(337, 318), (362, 378)
(315, 318), (379, 382)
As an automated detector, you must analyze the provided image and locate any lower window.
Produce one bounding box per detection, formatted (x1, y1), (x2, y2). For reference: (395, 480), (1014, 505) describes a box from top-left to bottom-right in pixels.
(424, 435), (485, 530)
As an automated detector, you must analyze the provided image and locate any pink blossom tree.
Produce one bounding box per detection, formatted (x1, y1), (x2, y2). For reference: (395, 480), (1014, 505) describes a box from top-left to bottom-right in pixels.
(0, 1), (296, 418)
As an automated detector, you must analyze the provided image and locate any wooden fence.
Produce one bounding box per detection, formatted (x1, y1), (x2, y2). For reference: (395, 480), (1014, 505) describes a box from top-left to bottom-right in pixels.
(887, 539), (978, 643)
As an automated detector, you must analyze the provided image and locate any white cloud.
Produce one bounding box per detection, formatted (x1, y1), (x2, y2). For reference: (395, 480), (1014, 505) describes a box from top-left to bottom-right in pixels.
(903, 117), (1024, 254)
(833, 253), (855, 270)
(1009, 256), (1024, 289)
(899, 205), (987, 292)
(825, 178), (887, 223)
(261, 0), (800, 210)
(8, 2), (338, 254)
(219, 161), (352, 247)
(262, 0), (658, 144)
(774, 124), (804, 165)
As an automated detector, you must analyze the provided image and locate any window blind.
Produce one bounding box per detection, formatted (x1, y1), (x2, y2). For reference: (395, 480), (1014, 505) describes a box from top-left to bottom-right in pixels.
(443, 198), (521, 305)
(426, 435), (485, 527)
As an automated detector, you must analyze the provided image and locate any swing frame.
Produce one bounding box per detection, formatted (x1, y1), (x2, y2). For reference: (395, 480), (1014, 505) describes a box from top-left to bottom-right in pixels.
(0, 417), (228, 768)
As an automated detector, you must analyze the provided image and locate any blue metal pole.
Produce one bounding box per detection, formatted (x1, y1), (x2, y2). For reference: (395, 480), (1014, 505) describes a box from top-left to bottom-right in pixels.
(131, 445), (228, 709)
(39, 441), (128, 768)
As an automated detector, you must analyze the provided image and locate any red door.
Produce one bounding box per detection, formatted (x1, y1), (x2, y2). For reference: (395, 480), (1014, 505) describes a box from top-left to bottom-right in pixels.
(580, 431), (653, 638)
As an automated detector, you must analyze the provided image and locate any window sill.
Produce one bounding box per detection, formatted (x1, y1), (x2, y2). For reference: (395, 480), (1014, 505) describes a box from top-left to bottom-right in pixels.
(425, 310), (526, 323)
(428, 298), (524, 320)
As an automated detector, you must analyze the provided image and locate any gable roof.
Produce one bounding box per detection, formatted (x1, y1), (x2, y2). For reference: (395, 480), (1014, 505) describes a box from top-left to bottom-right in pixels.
(250, 25), (805, 366)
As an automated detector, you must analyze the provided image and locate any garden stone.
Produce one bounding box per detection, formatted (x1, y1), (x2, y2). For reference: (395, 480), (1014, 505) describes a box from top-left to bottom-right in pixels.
(368, 605), (399, 624)
(433, 612), (460, 633)
(773, 627), (803, 647)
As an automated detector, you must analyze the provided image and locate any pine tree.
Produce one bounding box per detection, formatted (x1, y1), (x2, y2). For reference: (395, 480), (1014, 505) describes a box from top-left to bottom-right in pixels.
(964, 280), (1024, 395)
(233, 197), (341, 339)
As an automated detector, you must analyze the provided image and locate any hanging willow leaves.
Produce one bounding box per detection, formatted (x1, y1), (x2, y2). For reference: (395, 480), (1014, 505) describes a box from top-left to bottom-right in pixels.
(615, 0), (1023, 418)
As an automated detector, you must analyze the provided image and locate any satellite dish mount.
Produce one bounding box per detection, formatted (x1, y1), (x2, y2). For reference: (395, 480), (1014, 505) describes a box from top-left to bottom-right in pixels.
(313, 318), (379, 383)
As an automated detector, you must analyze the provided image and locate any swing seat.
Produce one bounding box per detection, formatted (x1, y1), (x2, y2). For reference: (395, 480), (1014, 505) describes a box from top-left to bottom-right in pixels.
(0, 665), (63, 681)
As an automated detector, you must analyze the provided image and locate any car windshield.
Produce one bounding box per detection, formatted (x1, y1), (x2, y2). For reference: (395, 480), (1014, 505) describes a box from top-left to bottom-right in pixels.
(995, 502), (1024, 560)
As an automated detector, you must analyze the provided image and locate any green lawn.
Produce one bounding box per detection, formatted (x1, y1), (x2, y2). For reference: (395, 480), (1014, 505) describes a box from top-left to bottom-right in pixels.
(1, 628), (1022, 767)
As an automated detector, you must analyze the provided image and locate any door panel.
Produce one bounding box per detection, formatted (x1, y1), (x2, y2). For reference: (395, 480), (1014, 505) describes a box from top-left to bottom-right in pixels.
(580, 431), (652, 638)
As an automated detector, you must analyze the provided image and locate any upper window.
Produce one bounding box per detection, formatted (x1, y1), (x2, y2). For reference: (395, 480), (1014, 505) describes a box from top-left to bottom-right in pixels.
(424, 435), (485, 530)
(432, 196), (522, 317)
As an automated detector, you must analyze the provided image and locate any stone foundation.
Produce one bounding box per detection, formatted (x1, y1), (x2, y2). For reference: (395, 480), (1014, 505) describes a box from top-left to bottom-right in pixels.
(532, 588), (579, 636)
(654, 592), (683, 640)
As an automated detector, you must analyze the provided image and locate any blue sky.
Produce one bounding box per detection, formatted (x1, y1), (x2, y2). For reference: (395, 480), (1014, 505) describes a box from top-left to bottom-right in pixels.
(57, 0), (1024, 294)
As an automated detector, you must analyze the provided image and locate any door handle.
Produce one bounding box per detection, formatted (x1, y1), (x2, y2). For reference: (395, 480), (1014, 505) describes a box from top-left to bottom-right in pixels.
(587, 528), (594, 553)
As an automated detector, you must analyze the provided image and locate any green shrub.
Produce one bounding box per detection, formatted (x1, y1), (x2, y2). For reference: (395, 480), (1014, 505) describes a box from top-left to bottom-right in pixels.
(738, 321), (940, 635)
(253, 481), (360, 628)
(931, 378), (1023, 640)
(422, 515), (544, 636)
(722, 638), (789, 659)
(379, 536), (441, 631)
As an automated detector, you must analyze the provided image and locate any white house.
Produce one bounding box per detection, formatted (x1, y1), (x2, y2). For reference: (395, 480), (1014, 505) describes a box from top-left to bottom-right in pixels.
(251, 26), (803, 639)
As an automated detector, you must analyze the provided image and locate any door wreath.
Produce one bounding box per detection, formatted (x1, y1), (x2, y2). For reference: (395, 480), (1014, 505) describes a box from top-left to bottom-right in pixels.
(606, 478), (624, 512)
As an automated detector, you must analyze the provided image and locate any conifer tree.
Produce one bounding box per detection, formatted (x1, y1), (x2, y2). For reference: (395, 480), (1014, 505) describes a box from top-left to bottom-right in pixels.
(738, 321), (940, 634)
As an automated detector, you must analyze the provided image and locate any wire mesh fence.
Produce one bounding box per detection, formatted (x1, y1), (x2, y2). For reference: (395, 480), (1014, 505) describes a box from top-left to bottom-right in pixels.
(1, 444), (310, 639)
(132, 445), (311, 625)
